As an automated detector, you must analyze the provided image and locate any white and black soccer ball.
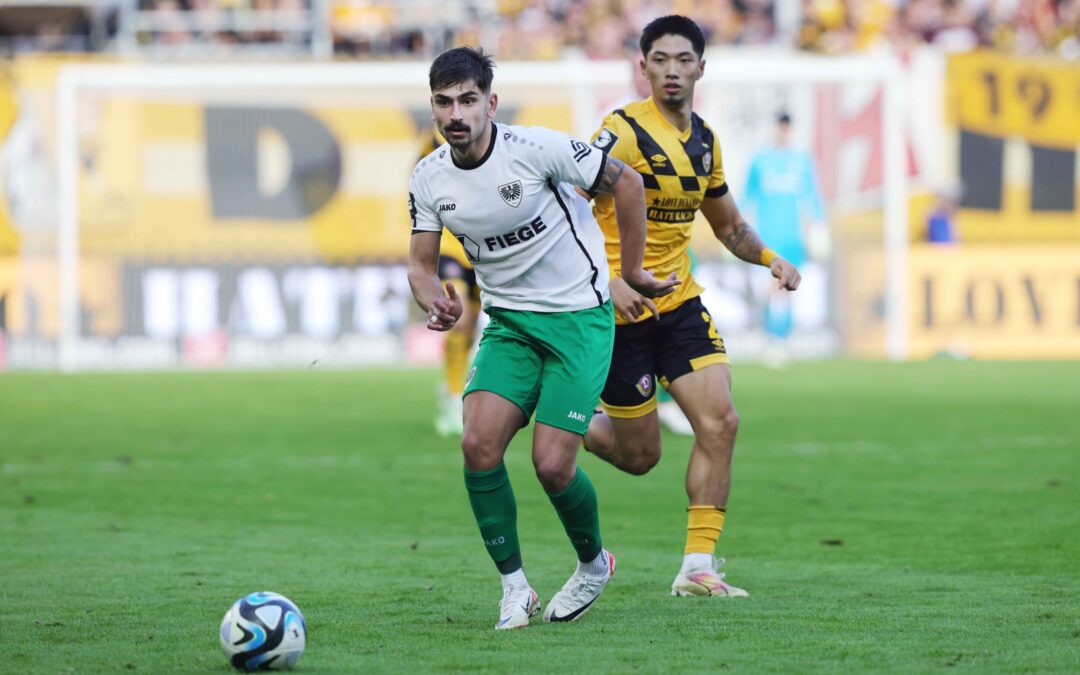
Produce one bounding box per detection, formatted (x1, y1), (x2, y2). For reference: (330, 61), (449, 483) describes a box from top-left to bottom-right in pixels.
(219, 592), (306, 671)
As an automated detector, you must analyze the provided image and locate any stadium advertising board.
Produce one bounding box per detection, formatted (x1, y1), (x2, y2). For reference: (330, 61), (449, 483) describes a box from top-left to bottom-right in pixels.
(2, 55), (1075, 368)
(0, 59), (591, 368)
(907, 244), (1080, 359)
(4, 58), (851, 368)
(947, 51), (1080, 241)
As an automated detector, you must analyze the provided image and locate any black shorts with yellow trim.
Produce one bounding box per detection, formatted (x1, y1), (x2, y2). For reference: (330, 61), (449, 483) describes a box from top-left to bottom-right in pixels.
(438, 255), (481, 304)
(600, 296), (730, 419)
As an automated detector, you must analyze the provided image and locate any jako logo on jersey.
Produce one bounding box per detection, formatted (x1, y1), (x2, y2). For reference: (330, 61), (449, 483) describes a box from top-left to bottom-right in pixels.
(592, 128), (619, 151)
(465, 367), (477, 387)
(567, 410), (587, 423)
(438, 203), (456, 212)
(635, 373), (653, 397)
(498, 180), (523, 208)
(484, 216), (547, 251)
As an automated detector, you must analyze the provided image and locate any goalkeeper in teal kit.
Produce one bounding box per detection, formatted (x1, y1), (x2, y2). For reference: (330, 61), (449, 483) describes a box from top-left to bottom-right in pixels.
(743, 112), (825, 364)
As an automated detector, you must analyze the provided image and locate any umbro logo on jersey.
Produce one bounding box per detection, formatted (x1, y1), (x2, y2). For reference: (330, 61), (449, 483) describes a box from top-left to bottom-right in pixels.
(438, 203), (456, 212)
(570, 140), (592, 163)
(650, 153), (668, 166)
(498, 180), (523, 208)
(592, 128), (619, 151)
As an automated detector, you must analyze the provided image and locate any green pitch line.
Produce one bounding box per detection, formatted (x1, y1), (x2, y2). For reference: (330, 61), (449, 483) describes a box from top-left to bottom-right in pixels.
(1, 361), (1078, 673)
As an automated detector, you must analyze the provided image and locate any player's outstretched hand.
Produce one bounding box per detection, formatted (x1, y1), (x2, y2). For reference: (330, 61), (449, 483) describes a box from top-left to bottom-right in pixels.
(427, 281), (463, 331)
(623, 269), (680, 299)
(771, 258), (801, 291)
(609, 275), (658, 322)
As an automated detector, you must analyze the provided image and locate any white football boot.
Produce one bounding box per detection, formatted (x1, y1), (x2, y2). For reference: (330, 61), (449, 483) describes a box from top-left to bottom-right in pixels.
(543, 549), (616, 623)
(495, 585), (540, 630)
(671, 556), (748, 597)
(434, 387), (464, 438)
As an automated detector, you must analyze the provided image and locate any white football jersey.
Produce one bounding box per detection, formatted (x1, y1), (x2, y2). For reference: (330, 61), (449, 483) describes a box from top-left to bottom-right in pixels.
(409, 123), (611, 312)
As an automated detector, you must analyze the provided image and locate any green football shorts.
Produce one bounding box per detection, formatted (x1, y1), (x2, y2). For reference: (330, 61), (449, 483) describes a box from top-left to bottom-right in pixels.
(464, 301), (614, 435)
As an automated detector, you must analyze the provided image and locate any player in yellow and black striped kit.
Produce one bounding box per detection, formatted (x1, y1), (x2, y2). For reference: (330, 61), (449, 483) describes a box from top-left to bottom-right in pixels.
(582, 15), (802, 598)
(419, 128), (482, 436)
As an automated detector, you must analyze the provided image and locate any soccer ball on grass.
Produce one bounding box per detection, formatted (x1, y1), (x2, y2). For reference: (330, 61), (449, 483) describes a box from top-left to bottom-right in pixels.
(219, 592), (306, 671)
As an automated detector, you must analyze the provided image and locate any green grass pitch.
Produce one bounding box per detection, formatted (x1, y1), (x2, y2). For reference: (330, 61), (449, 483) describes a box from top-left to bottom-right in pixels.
(2, 361), (1079, 673)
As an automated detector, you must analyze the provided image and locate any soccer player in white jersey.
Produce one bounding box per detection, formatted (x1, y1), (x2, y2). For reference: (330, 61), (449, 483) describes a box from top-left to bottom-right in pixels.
(408, 46), (678, 630)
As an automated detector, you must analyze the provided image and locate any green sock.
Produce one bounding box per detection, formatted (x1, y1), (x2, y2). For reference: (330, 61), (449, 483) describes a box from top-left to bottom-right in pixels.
(546, 468), (603, 562)
(463, 463), (522, 574)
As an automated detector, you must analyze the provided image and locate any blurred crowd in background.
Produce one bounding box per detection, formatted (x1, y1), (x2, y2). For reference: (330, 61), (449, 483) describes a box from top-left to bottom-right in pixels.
(1, 0), (1077, 58)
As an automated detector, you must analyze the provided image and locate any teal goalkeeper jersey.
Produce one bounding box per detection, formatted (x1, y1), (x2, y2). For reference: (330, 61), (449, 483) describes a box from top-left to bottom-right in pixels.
(742, 147), (824, 267)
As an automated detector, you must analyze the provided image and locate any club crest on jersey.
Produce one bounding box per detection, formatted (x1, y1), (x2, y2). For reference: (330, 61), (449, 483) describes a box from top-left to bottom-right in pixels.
(498, 180), (523, 208)
(702, 150), (712, 174)
(592, 128), (618, 151)
(635, 373), (653, 397)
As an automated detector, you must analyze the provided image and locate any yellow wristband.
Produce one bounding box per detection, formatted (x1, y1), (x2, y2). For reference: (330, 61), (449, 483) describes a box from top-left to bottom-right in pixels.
(760, 248), (778, 267)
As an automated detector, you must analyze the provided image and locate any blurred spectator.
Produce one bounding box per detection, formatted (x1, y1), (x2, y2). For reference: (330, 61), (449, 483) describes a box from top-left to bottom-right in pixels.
(799, 0), (1079, 56)
(0, 1), (117, 52)
(926, 187), (960, 243)
(145, 0), (193, 46)
(135, 0), (314, 52)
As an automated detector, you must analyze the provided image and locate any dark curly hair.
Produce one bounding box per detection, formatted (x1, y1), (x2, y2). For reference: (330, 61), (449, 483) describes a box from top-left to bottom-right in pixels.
(640, 15), (706, 58)
(429, 46), (496, 93)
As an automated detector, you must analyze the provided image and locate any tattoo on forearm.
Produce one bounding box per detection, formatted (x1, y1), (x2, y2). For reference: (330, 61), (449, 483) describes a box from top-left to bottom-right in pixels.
(594, 156), (626, 194)
(722, 220), (766, 264)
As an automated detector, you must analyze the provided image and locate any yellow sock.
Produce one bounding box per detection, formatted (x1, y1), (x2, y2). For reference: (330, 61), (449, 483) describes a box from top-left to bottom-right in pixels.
(444, 328), (472, 394)
(684, 505), (725, 555)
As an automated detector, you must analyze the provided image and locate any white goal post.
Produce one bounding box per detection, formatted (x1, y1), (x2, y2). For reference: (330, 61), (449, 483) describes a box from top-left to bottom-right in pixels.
(55, 53), (907, 371)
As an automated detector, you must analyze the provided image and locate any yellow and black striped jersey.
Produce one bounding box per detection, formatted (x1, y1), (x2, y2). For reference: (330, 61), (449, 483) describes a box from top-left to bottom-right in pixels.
(590, 97), (728, 323)
(418, 128), (472, 270)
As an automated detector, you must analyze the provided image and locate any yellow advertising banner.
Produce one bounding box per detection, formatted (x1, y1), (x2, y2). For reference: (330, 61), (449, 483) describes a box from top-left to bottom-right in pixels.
(907, 244), (1080, 359)
(946, 51), (1080, 242)
(76, 90), (574, 262)
(0, 62), (23, 255)
(948, 51), (1080, 150)
(0, 54), (578, 264)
